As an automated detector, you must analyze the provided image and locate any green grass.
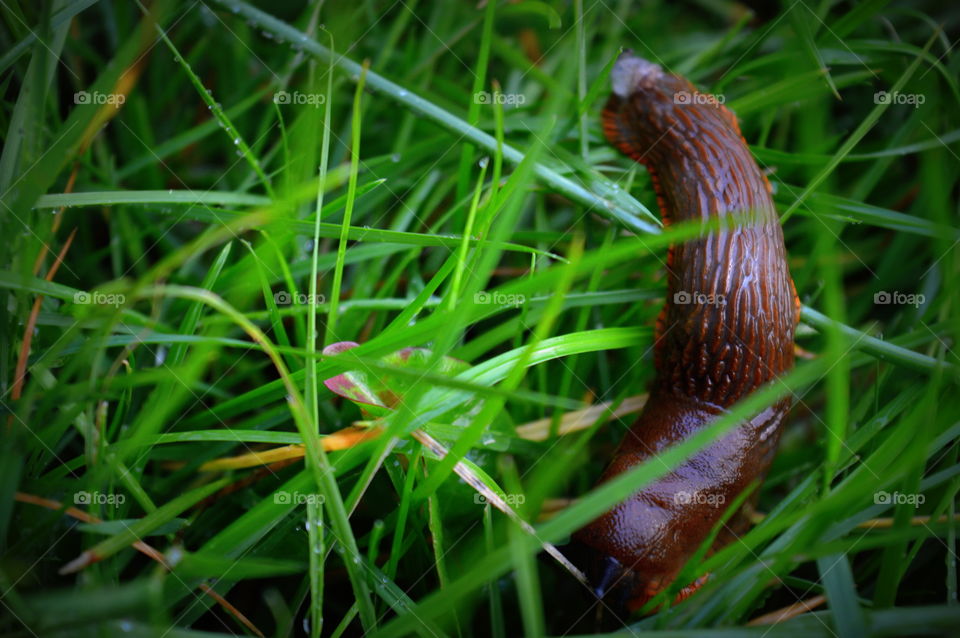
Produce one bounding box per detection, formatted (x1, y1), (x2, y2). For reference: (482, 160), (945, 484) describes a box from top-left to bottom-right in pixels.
(1, 1), (959, 636)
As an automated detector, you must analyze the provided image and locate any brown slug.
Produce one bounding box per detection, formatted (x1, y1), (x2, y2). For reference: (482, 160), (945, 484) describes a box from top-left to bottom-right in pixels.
(573, 52), (800, 611)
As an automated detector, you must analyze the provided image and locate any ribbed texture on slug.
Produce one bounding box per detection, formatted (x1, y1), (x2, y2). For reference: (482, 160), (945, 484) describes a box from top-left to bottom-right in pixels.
(575, 52), (799, 612)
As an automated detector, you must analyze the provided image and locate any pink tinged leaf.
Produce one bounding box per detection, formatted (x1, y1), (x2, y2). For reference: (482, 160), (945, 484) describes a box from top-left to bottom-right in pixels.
(322, 342), (389, 414)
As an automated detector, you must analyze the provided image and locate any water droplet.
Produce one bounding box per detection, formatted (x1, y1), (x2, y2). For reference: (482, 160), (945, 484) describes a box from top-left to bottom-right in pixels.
(391, 153), (401, 162)
(397, 89), (408, 97)
(478, 157), (489, 168)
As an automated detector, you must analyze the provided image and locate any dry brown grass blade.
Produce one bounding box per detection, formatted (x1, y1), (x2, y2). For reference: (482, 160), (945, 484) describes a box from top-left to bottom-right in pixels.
(514, 395), (647, 441)
(10, 226), (78, 411)
(14, 491), (265, 637)
(197, 426), (380, 472)
(747, 594), (827, 625)
(411, 428), (589, 586)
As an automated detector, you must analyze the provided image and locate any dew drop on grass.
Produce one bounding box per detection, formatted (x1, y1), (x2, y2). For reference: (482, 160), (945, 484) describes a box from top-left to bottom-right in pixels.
(391, 153), (401, 162)
(397, 89), (408, 97)
(478, 157), (489, 168)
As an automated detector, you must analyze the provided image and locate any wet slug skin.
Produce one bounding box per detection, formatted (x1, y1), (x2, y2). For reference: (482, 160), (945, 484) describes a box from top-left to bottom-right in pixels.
(574, 52), (800, 611)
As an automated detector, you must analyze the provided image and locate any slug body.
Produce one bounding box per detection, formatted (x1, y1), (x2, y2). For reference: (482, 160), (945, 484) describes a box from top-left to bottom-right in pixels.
(574, 53), (799, 611)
